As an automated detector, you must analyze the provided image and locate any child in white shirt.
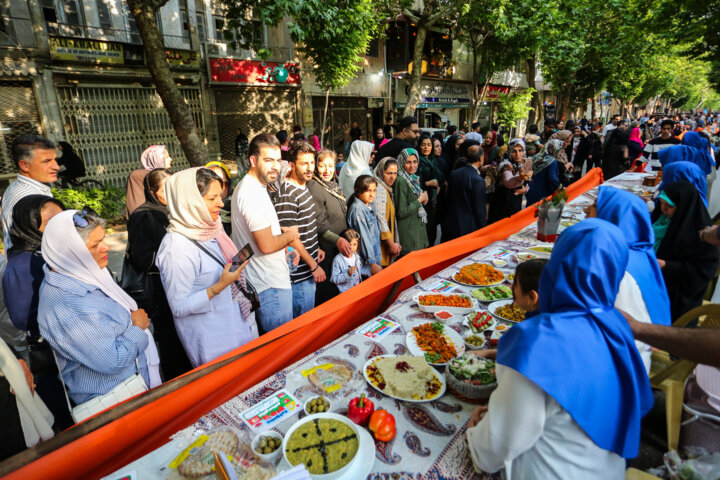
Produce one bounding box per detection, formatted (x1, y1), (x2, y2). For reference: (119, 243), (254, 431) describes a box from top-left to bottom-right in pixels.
(331, 229), (371, 293)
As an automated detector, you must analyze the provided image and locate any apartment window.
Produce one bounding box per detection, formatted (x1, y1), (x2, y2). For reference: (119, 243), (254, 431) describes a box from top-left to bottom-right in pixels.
(62, 0), (82, 25)
(124, 2), (141, 43)
(196, 14), (206, 42)
(40, 0), (58, 23)
(214, 17), (224, 41)
(96, 0), (113, 30)
(180, 8), (190, 41)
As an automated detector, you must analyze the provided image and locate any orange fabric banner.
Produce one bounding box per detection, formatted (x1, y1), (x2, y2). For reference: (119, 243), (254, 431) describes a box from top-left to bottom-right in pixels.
(5, 168), (603, 479)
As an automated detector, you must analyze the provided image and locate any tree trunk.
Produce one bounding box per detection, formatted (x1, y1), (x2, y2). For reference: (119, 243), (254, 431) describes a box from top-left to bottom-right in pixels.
(320, 88), (330, 147)
(556, 85), (572, 121)
(470, 49), (479, 122)
(128, 0), (207, 166)
(403, 23), (428, 118)
(524, 56), (541, 126)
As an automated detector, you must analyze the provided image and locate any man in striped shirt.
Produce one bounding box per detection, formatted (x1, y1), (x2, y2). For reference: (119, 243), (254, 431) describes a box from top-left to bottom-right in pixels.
(275, 141), (326, 318)
(2, 135), (58, 249)
(641, 119), (681, 172)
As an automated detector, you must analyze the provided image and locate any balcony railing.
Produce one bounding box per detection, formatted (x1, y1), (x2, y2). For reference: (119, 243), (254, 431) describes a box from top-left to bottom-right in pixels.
(46, 22), (192, 51)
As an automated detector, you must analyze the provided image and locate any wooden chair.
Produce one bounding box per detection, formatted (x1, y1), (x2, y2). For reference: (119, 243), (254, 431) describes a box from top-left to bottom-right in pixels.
(649, 303), (720, 451)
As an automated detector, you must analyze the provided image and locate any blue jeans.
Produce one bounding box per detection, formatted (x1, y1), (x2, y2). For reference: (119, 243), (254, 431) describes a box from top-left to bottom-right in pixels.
(291, 279), (316, 318)
(256, 288), (293, 334)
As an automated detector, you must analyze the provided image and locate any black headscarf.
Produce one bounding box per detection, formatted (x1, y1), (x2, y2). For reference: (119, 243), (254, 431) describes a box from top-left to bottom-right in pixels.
(57, 141), (86, 178)
(443, 134), (462, 165)
(453, 139), (481, 170)
(653, 180), (713, 258)
(134, 169), (169, 215)
(8, 195), (65, 256)
(652, 180), (720, 319)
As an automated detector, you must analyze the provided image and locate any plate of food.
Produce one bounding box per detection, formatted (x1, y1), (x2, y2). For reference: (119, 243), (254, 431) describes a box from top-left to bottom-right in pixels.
(471, 284), (513, 303)
(463, 316), (513, 348)
(514, 252), (540, 263)
(413, 292), (478, 315)
(452, 263), (505, 287)
(282, 412), (370, 479)
(405, 322), (465, 365)
(446, 354), (498, 400)
(528, 245), (553, 256)
(364, 354), (446, 402)
(488, 299), (527, 323)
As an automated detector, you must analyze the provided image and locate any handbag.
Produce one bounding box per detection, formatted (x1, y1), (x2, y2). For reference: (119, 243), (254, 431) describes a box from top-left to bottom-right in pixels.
(53, 349), (147, 423)
(27, 335), (58, 377)
(120, 250), (156, 309)
(189, 239), (260, 312)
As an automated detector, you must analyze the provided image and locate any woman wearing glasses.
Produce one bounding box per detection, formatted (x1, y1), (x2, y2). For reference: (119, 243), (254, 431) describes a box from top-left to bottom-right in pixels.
(37, 207), (161, 419)
(156, 168), (258, 368)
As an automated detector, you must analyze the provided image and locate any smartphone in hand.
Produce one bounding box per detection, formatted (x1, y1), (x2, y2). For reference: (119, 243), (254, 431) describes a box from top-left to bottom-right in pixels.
(230, 244), (254, 272)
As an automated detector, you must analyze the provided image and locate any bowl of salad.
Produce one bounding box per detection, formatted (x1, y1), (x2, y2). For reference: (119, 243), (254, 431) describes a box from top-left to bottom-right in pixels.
(445, 353), (498, 401)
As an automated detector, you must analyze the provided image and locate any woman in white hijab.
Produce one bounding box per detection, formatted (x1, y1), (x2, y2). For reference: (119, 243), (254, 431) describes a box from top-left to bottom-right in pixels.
(156, 167), (258, 368)
(38, 208), (161, 419)
(339, 140), (374, 198)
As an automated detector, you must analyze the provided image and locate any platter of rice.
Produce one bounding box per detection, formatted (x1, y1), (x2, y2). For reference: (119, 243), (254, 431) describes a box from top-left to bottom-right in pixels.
(363, 355), (446, 402)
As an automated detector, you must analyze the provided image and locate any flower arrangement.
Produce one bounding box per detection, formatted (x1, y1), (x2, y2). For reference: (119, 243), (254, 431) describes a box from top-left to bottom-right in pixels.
(536, 187), (567, 242)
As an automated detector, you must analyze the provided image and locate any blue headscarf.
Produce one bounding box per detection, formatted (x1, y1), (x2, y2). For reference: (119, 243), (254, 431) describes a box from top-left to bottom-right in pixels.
(657, 161), (708, 207)
(658, 131), (715, 175)
(596, 186), (671, 326)
(497, 219), (653, 458)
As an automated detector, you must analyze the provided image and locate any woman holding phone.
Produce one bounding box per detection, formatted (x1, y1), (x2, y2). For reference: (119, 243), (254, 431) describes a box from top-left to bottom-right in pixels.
(156, 168), (258, 368)
(488, 138), (532, 223)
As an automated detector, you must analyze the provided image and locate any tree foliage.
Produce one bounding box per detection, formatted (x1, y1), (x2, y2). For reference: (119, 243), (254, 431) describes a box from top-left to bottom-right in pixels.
(495, 88), (536, 129)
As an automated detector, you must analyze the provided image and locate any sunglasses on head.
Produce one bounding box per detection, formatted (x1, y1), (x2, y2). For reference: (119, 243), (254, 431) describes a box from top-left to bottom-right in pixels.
(72, 206), (99, 228)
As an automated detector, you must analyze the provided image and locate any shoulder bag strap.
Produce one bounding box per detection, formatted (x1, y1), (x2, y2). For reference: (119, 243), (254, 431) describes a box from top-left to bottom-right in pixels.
(189, 238), (227, 268)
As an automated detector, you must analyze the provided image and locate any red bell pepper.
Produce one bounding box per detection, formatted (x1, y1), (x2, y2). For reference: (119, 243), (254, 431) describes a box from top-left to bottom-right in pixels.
(368, 409), (396, 442)
(347, 394), (374, 426)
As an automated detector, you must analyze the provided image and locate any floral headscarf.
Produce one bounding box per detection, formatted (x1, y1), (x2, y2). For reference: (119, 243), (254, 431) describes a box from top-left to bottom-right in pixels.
(396, 148), (427, 224)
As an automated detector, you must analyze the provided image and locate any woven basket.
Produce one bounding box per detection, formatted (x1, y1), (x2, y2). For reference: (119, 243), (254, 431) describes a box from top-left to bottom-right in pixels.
(445, 363), (498, 402)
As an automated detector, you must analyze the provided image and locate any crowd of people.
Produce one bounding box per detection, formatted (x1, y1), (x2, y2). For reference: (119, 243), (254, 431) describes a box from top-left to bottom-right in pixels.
(0, 107), (719, 469)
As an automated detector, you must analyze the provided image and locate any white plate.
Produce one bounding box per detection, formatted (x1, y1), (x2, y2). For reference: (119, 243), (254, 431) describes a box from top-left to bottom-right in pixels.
(405, 324), (465, 366)
(487, 299), (525, 323)
(514, 252), (542, 263)
(277, 428), (375, 479)
(363, 354), (446, 403)
(470, 285), (514, 303)
(413, 292), (478, 315)
(451, 268), (505, 287)
(280, 413), (364, 480)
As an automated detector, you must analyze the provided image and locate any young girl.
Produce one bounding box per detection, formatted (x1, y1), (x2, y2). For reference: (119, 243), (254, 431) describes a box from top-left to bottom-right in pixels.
(330, 229), (371, 292)
(346, 175), (383, 275)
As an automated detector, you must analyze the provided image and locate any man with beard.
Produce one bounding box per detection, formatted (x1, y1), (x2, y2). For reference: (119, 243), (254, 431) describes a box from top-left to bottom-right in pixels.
(232, 133), (299, 333)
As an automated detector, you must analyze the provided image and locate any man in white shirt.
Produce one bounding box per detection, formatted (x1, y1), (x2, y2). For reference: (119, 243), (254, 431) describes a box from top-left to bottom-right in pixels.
(601, 114), (621, 142)
(1, 135), (58, 249)
(231, 133), (299, 334)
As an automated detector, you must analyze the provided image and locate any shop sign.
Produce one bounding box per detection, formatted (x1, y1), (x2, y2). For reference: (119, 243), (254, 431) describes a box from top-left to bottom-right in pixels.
(49, 37), (123, 64)
(486, 85), (511, 98)
(208, 58), (300, 86)
(165, 49), (200, 69)
(397, 80), (471, 109)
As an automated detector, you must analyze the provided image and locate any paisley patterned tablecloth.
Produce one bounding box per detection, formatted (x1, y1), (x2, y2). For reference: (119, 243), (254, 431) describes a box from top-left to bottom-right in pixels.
(106, 173), (650, 480)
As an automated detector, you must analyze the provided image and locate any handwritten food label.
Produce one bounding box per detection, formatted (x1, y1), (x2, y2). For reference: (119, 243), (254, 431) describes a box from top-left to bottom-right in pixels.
(240, 389), (300, 431)
(486, 247), (514, 260)
(426, 279), (464, 293)
(356, 317), (399, 340)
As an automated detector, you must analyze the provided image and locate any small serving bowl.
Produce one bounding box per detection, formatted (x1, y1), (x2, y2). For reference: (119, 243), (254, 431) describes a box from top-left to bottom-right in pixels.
(304, 395), (333, 415)
(252, 430), (284, 463)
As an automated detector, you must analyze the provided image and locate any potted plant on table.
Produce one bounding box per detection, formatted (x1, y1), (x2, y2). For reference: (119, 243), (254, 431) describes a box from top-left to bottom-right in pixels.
(535, 187), (568, 242)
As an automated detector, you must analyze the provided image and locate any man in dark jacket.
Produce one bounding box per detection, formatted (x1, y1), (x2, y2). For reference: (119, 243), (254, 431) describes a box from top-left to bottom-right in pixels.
(441, 145), (486, 242)
(373, 116), (419, 166)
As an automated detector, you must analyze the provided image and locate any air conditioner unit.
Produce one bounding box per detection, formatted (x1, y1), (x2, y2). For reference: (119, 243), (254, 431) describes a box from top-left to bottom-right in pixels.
(205, 42), (227, 57)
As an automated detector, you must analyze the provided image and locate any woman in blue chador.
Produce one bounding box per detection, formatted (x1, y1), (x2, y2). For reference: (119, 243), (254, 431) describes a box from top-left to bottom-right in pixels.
(466, 219), (653, 479)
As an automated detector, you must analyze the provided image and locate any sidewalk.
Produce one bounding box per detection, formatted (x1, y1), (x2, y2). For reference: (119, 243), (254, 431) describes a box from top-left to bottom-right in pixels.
(105, 230), (127, 279)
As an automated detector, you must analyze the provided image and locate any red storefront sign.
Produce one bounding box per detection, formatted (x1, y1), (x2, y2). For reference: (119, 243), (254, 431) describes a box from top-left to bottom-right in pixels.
(486, 85), (511, 98)
(208, 58), (300, 85)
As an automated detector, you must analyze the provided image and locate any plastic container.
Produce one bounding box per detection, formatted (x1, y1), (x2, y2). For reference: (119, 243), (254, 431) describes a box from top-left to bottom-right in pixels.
(287, 247), (297, 272)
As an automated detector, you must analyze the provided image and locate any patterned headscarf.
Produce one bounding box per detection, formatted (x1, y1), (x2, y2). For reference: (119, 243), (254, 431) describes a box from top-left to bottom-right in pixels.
(140, 145), (169, 170)
(396, 148), (427, 224)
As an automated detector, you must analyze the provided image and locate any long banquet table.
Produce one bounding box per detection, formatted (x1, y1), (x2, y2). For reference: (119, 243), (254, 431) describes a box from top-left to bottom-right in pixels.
(96, 171), (653, 480)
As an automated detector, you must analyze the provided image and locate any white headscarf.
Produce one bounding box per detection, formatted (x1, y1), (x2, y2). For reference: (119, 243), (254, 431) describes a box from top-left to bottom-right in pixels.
(140, 145), (168, 170)
(165, 167), (253, 318)
(42, 210), (161, 388)
(0, 338), (54, 447)
(339, 140), (374, 198)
